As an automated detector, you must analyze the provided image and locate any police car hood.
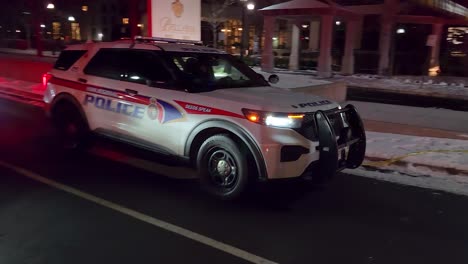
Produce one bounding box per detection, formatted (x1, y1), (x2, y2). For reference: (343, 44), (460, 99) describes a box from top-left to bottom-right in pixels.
(208, 86), (340, 112)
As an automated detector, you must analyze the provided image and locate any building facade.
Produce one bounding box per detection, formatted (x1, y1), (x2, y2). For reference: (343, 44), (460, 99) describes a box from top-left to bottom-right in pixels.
(0, 0), (465, 76)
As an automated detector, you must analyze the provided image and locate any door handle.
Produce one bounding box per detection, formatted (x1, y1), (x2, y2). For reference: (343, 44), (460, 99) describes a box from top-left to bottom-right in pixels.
(125, 89), (138, 96)
(78, 78), (87, 83)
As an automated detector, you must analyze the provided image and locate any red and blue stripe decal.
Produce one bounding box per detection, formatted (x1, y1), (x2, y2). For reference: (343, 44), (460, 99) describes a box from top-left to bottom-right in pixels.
(174, 100), (244, 119)
(50, 77), (244, 122)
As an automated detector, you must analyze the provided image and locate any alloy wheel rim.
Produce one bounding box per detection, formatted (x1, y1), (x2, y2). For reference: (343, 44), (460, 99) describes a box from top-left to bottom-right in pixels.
(207, 149), (238, 188)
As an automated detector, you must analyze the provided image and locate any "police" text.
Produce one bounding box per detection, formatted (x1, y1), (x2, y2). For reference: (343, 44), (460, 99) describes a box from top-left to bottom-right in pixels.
(84, 94), (145, 119)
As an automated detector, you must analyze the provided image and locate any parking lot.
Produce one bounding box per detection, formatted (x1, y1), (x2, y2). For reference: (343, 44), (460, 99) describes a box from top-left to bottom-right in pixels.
(1, 97), (468, 264)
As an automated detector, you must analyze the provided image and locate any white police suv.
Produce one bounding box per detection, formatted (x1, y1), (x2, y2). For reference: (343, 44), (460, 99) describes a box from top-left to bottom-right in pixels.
(43, 37), (366, 199)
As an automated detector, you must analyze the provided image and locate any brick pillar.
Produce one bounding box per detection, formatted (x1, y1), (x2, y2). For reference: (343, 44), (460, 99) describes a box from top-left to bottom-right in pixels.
(289, 22), (300, 71)
(261, 16), (275, 72)
(342, 19), (361, 75)
(308, 20), (320, 51)
(428, 23), (443, 74)
(318, 15), (334, 78)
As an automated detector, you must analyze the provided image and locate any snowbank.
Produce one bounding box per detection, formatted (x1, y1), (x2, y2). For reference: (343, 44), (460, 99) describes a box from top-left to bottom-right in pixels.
(354, 132), (468, 196)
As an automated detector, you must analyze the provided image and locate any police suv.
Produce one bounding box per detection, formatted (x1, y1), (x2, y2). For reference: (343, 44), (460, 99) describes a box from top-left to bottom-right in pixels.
(44, 37), (366, 199)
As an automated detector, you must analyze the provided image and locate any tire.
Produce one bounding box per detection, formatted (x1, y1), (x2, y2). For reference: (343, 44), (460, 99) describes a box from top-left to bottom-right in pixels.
(51, 102), (89, 152)
(197, 134), (249, 200)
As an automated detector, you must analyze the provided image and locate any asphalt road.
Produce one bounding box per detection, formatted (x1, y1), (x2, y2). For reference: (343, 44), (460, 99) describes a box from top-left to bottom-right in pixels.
(1, 97), (468, 264)
(347, 87), (468, 112)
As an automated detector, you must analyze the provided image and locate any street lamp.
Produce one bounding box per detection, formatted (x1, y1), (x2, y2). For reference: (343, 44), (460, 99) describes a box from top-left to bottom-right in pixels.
(46, 3), (55, 9)
(240, 1), (255, 60)
(68, 16), (75, 22)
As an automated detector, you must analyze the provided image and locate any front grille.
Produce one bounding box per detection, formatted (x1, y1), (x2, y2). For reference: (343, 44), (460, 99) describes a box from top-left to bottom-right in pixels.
(294, 108), (346, 142)
(326, 111), (346, 135)
(294, 113), (318, 141)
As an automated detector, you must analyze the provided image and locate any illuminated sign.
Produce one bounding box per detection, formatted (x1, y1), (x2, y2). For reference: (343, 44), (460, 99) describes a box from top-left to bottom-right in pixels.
(447, 27), (467, 57)
(149, 0), (201, 41)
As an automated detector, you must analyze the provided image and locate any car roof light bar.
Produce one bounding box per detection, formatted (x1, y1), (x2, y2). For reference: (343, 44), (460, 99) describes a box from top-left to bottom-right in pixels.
(133, 36), (203, 46)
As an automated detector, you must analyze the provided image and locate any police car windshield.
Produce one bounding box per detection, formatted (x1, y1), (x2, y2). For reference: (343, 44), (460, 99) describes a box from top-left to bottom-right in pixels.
(161, 52), (269, 91)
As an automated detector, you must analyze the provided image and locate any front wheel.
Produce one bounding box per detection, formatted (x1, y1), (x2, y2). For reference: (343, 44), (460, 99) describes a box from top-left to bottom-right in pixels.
(52, 102), (89, 152)
(197, 134), (249, 200)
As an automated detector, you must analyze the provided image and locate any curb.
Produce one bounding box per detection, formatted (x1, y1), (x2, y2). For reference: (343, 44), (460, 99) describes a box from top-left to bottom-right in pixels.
(363, 156), (468, 176)
(0, 85), (43, 102)
(348, 85), (468, 103)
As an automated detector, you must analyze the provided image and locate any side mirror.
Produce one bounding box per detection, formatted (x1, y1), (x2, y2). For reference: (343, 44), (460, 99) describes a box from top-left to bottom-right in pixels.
(268, 74), (279, 84)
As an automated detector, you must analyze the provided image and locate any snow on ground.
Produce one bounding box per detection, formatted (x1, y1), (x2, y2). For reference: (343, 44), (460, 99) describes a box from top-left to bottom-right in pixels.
(366, 131), (468, 172)
(253, 67), (331, 89)
(252, 66), (468, 100)
(355, 131), (468, 196)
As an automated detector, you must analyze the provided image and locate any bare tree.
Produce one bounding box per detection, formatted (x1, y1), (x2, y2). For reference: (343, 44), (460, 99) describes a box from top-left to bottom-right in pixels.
(203, 0), (236, 48)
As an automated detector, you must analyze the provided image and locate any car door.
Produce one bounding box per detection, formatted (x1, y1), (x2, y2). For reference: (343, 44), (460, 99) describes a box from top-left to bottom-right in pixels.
(80, 48), (141, 134)
(114, 49), (189, 156)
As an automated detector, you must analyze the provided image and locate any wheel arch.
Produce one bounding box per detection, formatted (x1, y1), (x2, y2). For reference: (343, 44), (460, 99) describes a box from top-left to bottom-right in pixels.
(185, 119), (267, 181)
(49, 92), (90, 130)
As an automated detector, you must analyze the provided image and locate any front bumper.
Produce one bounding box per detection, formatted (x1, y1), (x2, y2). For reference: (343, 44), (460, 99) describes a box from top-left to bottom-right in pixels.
(304, 104), (366, 180)
(258, 104), (366, 180)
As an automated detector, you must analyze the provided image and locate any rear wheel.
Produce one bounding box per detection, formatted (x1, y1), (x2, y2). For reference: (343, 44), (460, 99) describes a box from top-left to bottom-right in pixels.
(197, 134), (249, 200)
(52, 102), (89, 152)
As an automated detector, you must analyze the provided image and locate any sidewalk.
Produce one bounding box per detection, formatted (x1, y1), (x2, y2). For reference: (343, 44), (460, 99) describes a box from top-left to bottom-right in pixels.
(0, 48), (60, 58)
(0, 77), (45, 101)
(334, 74), (468, 101)
(255, 67), (468, 107)
(347, 132), (468, 197)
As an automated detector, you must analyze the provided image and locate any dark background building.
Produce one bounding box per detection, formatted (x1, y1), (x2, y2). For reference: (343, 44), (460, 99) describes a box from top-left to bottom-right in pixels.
(0, 0), (466, 76)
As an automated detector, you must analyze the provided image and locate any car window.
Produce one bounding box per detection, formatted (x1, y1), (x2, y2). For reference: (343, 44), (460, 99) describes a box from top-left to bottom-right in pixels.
(84, 49), (127, 80)
(171, 56), (248, 81)
(84, 49), (172, 85)
(162, 52), (268, 91)
(212, 59), (248, 81)
(54, 50), (87, 71)
(124, 50), (172, 85)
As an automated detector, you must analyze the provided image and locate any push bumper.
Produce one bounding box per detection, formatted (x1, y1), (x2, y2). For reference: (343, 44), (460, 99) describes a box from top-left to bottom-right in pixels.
(307, 104), (366, 180)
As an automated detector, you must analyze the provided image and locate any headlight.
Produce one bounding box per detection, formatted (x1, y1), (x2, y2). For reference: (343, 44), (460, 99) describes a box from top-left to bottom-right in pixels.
(242, 109), (304, 128)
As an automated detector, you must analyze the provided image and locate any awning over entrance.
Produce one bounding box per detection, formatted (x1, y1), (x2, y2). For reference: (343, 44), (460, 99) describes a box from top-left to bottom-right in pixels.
(259, 0), (359, 20)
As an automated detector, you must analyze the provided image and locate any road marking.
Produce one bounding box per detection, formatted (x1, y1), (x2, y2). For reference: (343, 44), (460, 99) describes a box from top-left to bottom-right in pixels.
(0, 160), (277, 264)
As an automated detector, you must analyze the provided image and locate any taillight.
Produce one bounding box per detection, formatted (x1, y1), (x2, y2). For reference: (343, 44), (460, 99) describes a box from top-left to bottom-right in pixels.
(42, 73), (53, 88)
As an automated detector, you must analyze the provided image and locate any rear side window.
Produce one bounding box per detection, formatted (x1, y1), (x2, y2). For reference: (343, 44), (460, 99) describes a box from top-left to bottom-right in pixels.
(84, 49), (172, 85)
(83, 49), (127, 80)
(54, 50), (87, 70)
